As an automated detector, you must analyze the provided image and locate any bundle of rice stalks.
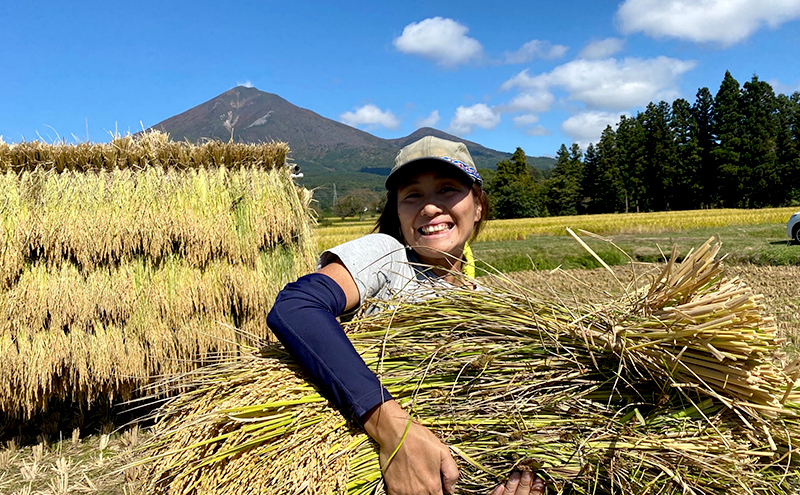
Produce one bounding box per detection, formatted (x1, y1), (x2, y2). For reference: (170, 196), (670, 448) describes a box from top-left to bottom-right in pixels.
(136, 238), (800, 495)
(0, 132), (316, 417)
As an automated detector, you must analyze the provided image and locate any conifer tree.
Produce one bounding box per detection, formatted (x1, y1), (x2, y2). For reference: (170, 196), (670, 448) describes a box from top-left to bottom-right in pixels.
(594, 125), (625, 213)
(740, 75), (778, 207)
(775, 92), (800, 204)
(615, 115), (647, 212)
(692, 87), (716, 206)
(671, 98), (702, 209)
(642, 101), (678, 210)
(546, 144), (584, 216)
(712, 71), (743, 206)
(487, 147), (544, 219)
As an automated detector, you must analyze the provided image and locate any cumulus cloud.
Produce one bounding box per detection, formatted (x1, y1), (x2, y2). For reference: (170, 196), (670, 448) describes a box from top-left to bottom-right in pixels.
(340, 104), (400, 130)
(504, 91), (555, 113)
(513, 114), (540, 127)
(561, 111), (623, 146)
(579, 38), (625, 59)
(768, 78), (800, 95)
(617, 0), (800, 46)
(525, 125), (551, 137)
(448, 104), (500, 134)
(393, 17), (483, 66)
(501, 57), (696, 111)
(415, 110), (441, 128)
(503, 39), (569, 64)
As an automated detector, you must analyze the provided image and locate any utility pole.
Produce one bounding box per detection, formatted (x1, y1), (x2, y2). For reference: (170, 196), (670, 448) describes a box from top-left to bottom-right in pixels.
(332, 183), (337, 209)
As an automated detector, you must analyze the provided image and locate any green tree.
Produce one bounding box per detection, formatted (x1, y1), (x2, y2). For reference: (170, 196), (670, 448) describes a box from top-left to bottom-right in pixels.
(740, 75), (778, 207)
(616, 115), (647, 212)
(692, 87), (716, 206)
(775, 92), (800, 205)
(487, 147), (545, 219)
(671, 98), (702, 209)
(712, 71), (743, 207)
(546, 143), (584, 216)
(593, 125), (626, 213)
(581, 143), (599, 213)
(642, 101), (679, 210)
(333, 190), (379, 220)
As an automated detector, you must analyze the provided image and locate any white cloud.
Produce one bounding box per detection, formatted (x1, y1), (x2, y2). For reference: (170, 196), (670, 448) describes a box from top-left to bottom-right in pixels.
(513, 114), (540, 127)
(393, 17), (483, 67)
(415, 110), (440, 128)
(501, 57), (696, 111)
(768, 78), (800, 95)
(504, 91), (555, 113)
(340, 104), (400, 130)
(578, 38), (625, 59)
(503, 39), (569, 64)
(525, 125), (551, 137)
(617, 0), (800, 46)
(237, 80), (254, 88)
(448, 104), (500, 134)
(561, 111), (624, 146)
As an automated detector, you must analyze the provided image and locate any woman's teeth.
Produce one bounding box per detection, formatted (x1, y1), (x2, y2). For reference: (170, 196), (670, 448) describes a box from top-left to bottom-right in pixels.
(420, 223), (452, 235)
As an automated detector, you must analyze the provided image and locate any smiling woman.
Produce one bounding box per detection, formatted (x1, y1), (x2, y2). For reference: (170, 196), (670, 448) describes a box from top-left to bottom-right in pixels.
(267, 136), (541, 495)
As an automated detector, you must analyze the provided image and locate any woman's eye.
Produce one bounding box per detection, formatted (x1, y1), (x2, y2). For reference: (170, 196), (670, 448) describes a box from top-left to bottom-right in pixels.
(440, 186), (457, 193)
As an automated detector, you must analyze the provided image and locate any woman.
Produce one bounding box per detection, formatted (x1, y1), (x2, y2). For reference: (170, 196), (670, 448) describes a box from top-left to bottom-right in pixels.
(268, 136), (544, 495)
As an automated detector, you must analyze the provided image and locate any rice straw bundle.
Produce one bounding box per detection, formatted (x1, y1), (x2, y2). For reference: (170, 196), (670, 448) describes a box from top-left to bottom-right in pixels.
(137, 238), (800, 495)
(0, 132), (317, 417)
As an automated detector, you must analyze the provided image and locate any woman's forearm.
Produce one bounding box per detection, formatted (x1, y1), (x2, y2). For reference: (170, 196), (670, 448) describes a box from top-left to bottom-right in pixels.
(267, 272), (393, 421)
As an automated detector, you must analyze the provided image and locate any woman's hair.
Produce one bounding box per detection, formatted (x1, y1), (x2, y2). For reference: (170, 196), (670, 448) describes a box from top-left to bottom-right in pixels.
(373, 182), (490, 245)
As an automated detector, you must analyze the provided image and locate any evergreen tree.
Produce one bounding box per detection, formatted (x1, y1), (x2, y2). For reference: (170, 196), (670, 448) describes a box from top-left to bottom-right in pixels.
(593, 125), (625, 213)
(775, 92), (800, 205)
(581, 143), (599, 213)
(692, 87), (716, 206)
(642, 101), (679, 210)
(547, 143), (584, 216)
(487, 147), (545, 219)
(671, 98), (702, 209)
(712, 71), (743, 207)
(739, 75), (778, 207)
(615, 115), (647, 212)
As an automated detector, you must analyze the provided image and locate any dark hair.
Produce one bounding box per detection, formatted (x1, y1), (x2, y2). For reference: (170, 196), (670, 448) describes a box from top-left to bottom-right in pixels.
(373, 182), (490, 245)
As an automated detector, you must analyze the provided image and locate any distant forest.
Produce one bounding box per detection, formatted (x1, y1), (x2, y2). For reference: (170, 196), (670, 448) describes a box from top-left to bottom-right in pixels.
(483, 71), (800, 219)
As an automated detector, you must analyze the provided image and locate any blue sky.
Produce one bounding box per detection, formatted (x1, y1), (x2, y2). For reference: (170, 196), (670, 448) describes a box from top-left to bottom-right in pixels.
(3, 0), (800, 157)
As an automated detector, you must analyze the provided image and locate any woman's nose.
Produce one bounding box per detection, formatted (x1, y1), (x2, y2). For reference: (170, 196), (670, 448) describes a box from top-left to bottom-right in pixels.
(421, 201), (443, 216)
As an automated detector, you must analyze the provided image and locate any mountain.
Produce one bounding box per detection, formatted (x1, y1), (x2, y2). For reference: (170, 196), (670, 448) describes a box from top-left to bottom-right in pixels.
(148, 86), (555, 207)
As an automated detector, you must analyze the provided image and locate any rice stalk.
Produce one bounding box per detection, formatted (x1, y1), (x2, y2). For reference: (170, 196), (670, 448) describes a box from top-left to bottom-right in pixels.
(135, 239), (800, 494)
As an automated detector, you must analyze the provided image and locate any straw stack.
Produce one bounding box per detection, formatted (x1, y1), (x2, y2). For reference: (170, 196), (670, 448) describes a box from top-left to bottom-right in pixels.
(0, 131), (316, 417)
(137, 238), (800, 495)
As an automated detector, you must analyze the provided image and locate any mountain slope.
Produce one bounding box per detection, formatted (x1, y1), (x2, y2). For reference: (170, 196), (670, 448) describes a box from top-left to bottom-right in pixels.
(149, 86), (555, 178)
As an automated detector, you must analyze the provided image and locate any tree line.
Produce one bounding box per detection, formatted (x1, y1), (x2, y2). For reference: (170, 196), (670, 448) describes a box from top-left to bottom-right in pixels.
(483, 71), (800, 219)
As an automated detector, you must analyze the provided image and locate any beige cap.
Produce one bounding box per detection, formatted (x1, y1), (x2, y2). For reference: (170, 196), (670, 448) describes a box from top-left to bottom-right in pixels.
(386, 135), (482, 190)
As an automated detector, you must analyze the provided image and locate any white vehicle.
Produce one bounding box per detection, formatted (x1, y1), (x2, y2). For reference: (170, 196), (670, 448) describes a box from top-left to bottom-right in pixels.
(789, 210), (800, 243)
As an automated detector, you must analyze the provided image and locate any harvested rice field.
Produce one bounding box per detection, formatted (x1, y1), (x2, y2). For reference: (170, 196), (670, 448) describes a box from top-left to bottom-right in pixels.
(1, 260), (796, 495)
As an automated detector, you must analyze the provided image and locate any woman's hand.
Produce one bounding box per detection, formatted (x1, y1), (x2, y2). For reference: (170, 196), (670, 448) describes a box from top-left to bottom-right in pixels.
(490, 471), (546, 495)
(363, 401), (459, 494)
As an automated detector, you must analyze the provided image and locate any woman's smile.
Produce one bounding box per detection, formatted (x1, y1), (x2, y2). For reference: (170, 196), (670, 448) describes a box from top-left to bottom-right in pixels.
(396, 167), (482, 271)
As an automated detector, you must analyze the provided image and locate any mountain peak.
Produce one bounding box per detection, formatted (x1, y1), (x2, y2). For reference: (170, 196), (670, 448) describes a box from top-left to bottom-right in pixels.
(149, 87), (554, 182)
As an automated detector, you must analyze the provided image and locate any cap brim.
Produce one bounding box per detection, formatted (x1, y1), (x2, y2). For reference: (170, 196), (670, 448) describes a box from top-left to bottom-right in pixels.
(385, 157), (479, 190)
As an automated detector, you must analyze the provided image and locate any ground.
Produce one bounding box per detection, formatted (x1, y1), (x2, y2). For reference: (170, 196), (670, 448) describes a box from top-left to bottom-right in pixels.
(1, 262), (798, 495)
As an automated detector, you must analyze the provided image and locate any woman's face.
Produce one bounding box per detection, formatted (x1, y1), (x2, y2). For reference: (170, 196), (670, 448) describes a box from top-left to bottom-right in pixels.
(396, 167), (482, 270)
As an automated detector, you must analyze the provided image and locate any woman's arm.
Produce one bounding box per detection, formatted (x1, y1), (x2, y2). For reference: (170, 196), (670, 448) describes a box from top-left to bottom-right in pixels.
(268, 259), (461, 494)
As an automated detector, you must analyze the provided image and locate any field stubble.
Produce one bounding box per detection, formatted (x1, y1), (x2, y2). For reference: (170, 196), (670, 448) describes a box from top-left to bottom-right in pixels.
(1, 260), (797, 494)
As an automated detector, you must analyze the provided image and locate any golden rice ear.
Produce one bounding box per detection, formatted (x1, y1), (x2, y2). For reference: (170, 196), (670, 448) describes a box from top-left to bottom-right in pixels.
(135, 239), (799, 495)
(0, 134), (316, 418)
